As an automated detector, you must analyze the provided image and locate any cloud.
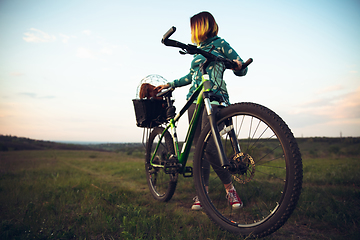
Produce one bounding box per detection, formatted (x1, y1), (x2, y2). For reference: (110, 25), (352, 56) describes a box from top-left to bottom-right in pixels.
(76, 45), (118, 59)
(19, 92), (55, 99)
(290, 87), (360, 121)
(10, 72), (24, 76)
(59, 33), (76, 44)
(19, 92), (37, 98)
(82, 30), (92, 36)
(283, 87), (360, 137)
(100, 46), (113, 55)
(76, 47), (96, 59)
(332, 87), (360, 119)
(23, 28), (56, 43)
(316, 84), (343, 95)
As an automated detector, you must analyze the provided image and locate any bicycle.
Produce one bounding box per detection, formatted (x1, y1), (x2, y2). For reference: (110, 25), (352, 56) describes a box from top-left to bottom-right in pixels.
(133, 26), (303, 238)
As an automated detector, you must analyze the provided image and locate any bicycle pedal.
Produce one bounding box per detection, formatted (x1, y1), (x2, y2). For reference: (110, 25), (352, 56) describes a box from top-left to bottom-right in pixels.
(183, 166), (193, 178)
(164, 161), (180, 174)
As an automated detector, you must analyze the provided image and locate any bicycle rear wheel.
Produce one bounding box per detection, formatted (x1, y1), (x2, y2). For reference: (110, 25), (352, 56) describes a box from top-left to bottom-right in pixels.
(145, 127), (178, 202)
(193, 103), (302, 238)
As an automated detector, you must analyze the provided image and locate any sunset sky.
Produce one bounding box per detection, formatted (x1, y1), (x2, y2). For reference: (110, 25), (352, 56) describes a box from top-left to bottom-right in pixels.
(0, 0), (359, 142)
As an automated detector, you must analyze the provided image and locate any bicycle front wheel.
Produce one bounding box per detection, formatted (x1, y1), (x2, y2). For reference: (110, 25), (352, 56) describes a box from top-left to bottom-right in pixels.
(193, 103), (302, 238)
(145, 126), (178, 202)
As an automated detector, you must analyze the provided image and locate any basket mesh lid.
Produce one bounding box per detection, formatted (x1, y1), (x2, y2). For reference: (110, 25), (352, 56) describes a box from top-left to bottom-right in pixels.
(135, 74), (168, 99)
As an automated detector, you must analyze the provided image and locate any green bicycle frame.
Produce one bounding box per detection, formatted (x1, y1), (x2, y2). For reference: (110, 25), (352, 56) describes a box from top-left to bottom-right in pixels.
(150, 76), (211, 174)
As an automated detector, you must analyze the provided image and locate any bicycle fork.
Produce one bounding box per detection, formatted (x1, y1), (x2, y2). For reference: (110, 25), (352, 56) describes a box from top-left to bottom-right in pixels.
(202, 78), (241, 169)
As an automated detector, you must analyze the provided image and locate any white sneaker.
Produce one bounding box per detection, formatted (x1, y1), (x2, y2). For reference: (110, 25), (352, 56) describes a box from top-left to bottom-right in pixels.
(191, 196), (202, 210)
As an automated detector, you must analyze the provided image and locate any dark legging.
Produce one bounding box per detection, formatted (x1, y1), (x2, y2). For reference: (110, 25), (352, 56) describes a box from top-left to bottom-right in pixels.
(188, 104), (232, 186)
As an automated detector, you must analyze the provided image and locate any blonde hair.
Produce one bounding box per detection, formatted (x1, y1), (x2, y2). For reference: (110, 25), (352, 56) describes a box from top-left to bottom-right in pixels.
(191, 12), (219, 45)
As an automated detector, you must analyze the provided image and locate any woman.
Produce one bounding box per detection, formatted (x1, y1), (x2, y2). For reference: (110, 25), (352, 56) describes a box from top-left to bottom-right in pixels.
(156, 11), (248, 210)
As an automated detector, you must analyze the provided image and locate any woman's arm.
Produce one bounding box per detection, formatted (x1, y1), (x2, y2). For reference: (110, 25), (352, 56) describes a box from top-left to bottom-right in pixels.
(156, 71), (193, 91)
(220, 39), (248, 76)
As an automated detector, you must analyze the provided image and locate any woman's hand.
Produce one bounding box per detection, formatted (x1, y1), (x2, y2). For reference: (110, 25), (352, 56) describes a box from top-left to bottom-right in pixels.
(155, 83), (170, 92)
(232, 60), (243, 71)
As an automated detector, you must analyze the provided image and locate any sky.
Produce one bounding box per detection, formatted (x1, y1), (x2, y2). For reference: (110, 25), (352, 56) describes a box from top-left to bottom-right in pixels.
(0, 0), (359, 142)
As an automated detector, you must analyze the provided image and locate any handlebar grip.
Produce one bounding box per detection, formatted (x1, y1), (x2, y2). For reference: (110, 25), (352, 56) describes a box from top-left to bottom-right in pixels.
(243, 58), (253, 68)
(162, 26), (176, 43)
(238, 58), (253, 71)
(227, 58), (253, 70)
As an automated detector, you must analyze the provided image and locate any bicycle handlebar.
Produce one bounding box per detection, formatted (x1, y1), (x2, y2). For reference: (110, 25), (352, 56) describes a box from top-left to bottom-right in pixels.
(162, 26), (176, 42)
(161, 26), (252, 71)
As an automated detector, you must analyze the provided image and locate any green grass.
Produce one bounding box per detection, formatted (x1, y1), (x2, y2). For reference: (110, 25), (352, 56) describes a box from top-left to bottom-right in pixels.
(290, 157), (360, 239)
(1, 150), (360, 239)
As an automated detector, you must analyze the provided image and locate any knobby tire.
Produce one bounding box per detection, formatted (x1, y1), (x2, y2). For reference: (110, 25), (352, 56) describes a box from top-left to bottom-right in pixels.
(193, 102), (303, 238)
(145, 127), (178, 202)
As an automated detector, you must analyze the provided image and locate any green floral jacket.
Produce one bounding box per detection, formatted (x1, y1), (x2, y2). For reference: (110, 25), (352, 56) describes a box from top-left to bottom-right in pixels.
(168, 36), (248, 104)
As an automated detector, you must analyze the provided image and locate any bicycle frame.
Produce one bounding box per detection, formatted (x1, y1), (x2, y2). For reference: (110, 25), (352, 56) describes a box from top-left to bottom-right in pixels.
(150, 74), (233, 174)
(150, 80), (203, 173)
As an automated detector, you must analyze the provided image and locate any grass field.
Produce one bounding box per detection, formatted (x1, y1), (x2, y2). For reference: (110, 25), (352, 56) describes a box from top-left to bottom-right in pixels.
(1, 140), (359, 239)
